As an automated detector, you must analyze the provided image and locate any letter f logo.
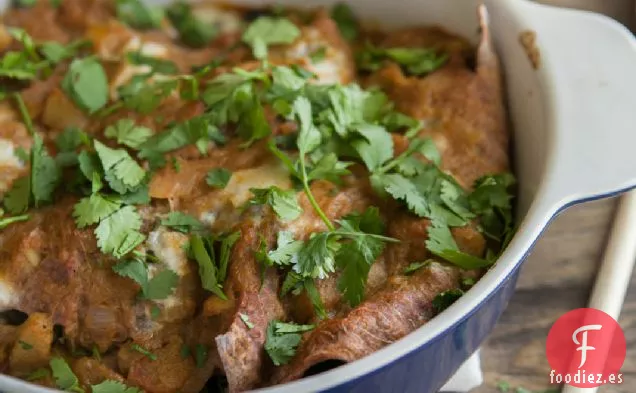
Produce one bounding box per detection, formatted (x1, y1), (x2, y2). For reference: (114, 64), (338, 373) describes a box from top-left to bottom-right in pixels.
(572, 324), (602, 368)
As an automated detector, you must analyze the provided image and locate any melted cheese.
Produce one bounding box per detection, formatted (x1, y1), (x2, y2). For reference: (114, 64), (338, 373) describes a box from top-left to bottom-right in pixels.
(275, 27), (351, 85)
(146, 229), (191, 310)
(196, 161), (293, 230)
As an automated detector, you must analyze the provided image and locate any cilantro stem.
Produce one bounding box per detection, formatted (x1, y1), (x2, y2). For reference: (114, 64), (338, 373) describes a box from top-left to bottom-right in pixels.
(331, 231), (400, 243)
(0, 214), (30, 229)
(13, 93), (34, 135)
(299, 158), (335, 231)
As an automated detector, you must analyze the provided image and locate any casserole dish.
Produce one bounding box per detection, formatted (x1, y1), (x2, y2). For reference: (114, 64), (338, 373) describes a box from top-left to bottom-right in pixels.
(1, 0), (636, 392)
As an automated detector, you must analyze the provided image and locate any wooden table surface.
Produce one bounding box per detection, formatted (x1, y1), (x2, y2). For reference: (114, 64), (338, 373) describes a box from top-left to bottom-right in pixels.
(470, 198), (635, 393)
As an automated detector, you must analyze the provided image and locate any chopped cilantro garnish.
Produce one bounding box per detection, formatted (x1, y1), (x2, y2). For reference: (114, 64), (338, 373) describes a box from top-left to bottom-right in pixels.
(127, 51), (178, 75)
(264, 320), (314, 366)
(161, 211), (205, 233)
(116, 0), (164, 30)
(91, 380), (142, 393)
(194, 344), (208, 368)
(309, 47), (327, 63)
(206, 168), (232, 189)
(425, 221), (493, 269)
(12, 0), (36, 7)
(18, 340), (33, 350)
(187, 231), (240, 299)
(56, 127), (90, 152)
(138, 115), (222, 160)
(95, 206), (145, 258)
(113, 259), (179, 300)
(239, 313), (254, 329)
(497, 381), (511, 392)
(167, 2), (217, 48)
(73, 194), (122, 228)
(189, 234), (226, 299)
(335, 207), (387, 306)
(25, 368), (49, 381)
(94, 140), (146, 190)
(432, 289), (464, 313)
(247, 187), (302, 221)
(61, 57), (109, 114)
(331, 3), (358, 41)
(104, 119), (153, 149)
(50, 357), (83, 393)
(4, 134), (60, 214)
(242, 16), (300, 59)
(180, 344), (191, 359)
(357, 43), (448, 76)
(131, 343), (157, 361)
(13, 93), (35, 135)
(0, 214), (30, 229)
(273, 322), (315, 334)
(403, 260), (431, 275)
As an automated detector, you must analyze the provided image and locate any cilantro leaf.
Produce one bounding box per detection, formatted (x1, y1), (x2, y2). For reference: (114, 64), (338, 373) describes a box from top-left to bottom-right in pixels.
(31, 134), (61, 207)
(167, 2), (217, 47)
(373, 173), (428, 216)
(3, 177), (30, 214)
(138, 115), (221, 159)
(403, 260), (431, 275)
(161, 211), (205, 233)
(440, 180), (474, 222)
(194, 344), (208, 368)
(357, 43), (448, 76)
(116, 0), (164, 29)
(91, 380), (142, 393)
(50, 357), (84, 393)
(306, 153), (352, 183)
(432, 289), (464, 313)
(105, 119), (153, 149)
(127, 51), (178, 75)
(73, 194), (122, 228)
(113, 259), (178, 300)
(206, 168), (232, 189)
(40, 40), (90, 64)
(218, 231), (240, 283)
(468, 173), (515, 241)
(237, 97), (271, 146)
(0, 214), (29, 229)
(239, 313), (254, 329)
(265, 231), (303, 266)
(242, 17), (301, 59)
(25, 368), (49, 381)
(331, 3), (358, 41)
(264, 320), (303, 366)
(294, 96), (321, 155)
(293, 232), (339, 280)
(274, 321), (315, 334)
(336, 208), (386, 306)
(248, 187), (302, 221)
(352, 124), (394, 172)
(12, 0), (36, 8)
(425, 221), (492, 269)
(190, 234), (226, 299)
(56, 127), (89, 152)
(94, 140), (146, 189)
(113, 259), (148, 289)
(119, 78), (177, 114)
(95, 206), (145, 258)
(131, 343), (157, 360)
(144, 269), (179, 300)
(61, 58), (109, 114)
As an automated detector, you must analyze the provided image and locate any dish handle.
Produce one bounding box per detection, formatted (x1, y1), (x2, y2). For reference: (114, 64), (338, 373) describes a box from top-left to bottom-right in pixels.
(515, 1), (636, 208)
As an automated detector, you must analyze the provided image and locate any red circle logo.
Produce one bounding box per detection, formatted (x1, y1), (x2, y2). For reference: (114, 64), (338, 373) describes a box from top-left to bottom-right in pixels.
(546, 308), (626, 387)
